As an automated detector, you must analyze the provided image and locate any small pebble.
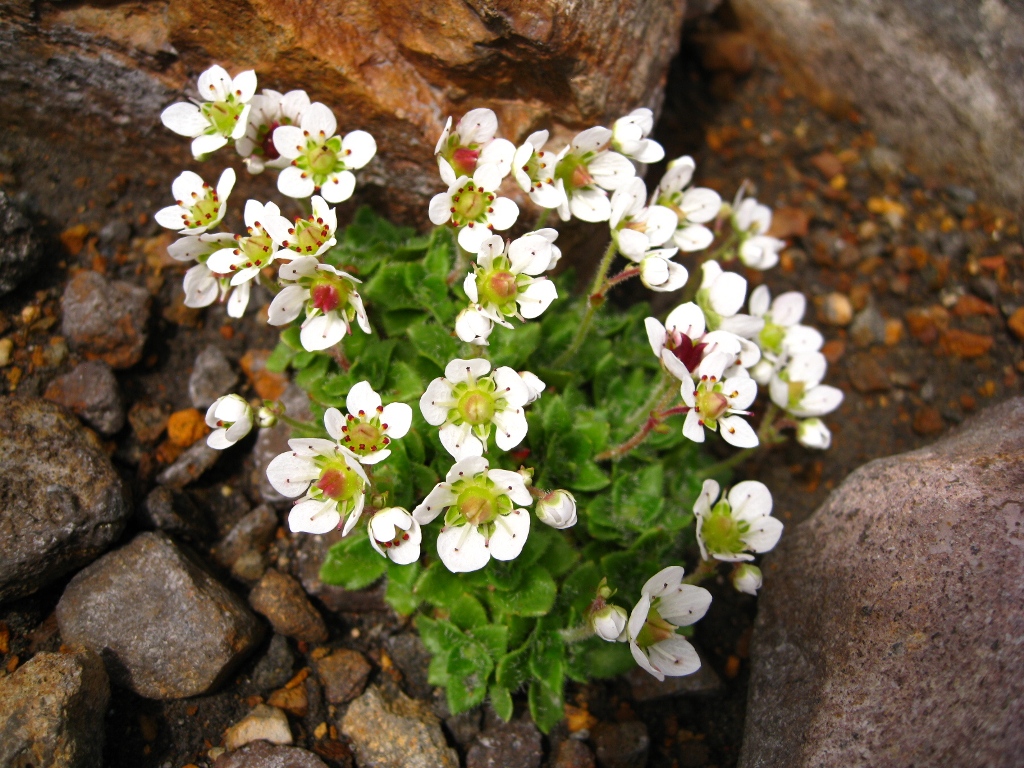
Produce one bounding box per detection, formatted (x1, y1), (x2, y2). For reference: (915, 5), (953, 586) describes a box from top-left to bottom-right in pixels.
(224, 704), (292, 751)
(821, 292), (853, 326)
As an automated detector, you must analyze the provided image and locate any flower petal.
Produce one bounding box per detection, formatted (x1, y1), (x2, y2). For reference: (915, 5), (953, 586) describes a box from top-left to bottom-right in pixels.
(346, 380), (382, 417)
(437, 524), (491, 573)
(489, 509), (530, 561)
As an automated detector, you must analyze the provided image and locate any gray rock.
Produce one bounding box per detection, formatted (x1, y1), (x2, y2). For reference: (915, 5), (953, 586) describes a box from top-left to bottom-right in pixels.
(214, 505), (280, 569)
(188, 345), (238, 410)
(156, 440), (220, 488)
(591, 721), (649, 768)
(315, 648), (372, 705)
(213, 741), (328, 768)
(97, 219), (131, 250)
(139, 485), (215, 542)
(0, 189), (41, 296)
(253, 384), (311, 507)
(341, 685), (459, 768)
(43, 360), (125, 435)
(249, 569), (329, 644)
(251, 634), (296, 693)
(0, 397), (131, 603)
(232, 549), (270, 584)
(626, 651), (722, 701)
(292, 528), (388, 613)
(731, 0), (1024, 206)
(467, 719), (542, 768)
(0, 649), (110, 768)
(445, 708), (482, 748)
(741, 397), (1024, 768)
(848, 303), (886, 348)
(387, 633), (434, 699)
(60, 270), (150, 370)
(56, 531), (263, 699)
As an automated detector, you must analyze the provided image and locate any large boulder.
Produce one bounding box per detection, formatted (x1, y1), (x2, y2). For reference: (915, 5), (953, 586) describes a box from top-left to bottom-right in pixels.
(731, 0), (1024, 206)
(0, 397), (132, 603)
(741, 397), (1024, 767)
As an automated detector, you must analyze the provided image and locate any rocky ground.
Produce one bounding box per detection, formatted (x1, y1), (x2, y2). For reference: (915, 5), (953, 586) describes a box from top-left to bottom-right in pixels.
(1, 12), (1022, 768)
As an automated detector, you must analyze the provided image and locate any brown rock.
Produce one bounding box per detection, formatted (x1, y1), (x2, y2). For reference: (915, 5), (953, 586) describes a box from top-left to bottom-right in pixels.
(224, 704), (292, 751)
(240, 349), (289, 401)
(911, 405), (945, 436)
(626, 655), (722, 700)
(128, 400), (170, 443)
(766, 206), (809, 239)
(696, 31), (756, 76)
(553, 739), (596, 768)
(591, 721), (650, 768)
(61, 270), (150, 369)
(291, 526), (388, 612)
(741, 397), (1024, 767)
(845, 352), (889, 393)
(167, 407), (210, 447)
(810, 151), (843, 180)
(466, 719), (542, 768)
(953, 294), (999, 317)
(904, 305), (949, 344)
(819, 292), (852, 326)
(315, 648), (372, 704)
(214, 741), (328, 768)
(939, 328), (994, 358)
(1008, 306), (1024, 341)
(267, 683), (309, 717)
(249, 569), (329, 644)
(43, 360), (125, 435)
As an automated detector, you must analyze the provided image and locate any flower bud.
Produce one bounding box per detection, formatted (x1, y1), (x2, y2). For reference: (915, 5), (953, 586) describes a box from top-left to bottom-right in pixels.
(455, 305), (493, 345)
(591, 604), (628, 642)
(797, 418), (831, 450)
(535, 489), (577, 529)
(519, 371), (546, 404)
(732, 564), (763, 596)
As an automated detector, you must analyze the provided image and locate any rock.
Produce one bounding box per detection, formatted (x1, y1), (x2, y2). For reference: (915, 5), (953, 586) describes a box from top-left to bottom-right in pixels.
(820, 292), (852, 326)
(387, 633), (434, 699)
(1008, 307), (1024, 341)
(444, 709), (482, 748)
(591, 721), (650, 768)
(188, 345), (238, 410)
(139, 485), (215, 542)
(0, 190), (41, 297)
(56, 531), (263, 699)
(128, 400), (170, 443)
(0, 648), (110, 768)
(848, 304), (886, 348)
(156, 440), (221, 487)
(223, 704), (292, 751)
(3, 1), (688, 226)
(845, 352), (890, 394)
(341, 685), (459, 768)
(251, 634), (296, 693)
(97, 219), (132, 250)
(267, 682), (309, 716)
(167, 407), (211, 448)
(253, 383), (311, 507)
(740, 397), (1024, 767)
(233, 549), (270, 584)
(626, 655), (723, 701)
(731, 0), (1024, 206)
(0, 397), (132, 603)
(315, 648), (372, 705)
(911, 405), (945, 436)
(467, 719), (543, 768)
(292, 528), (388, 613)
(214, 505), (280, 569)
(249, 569), (329, 644)
(866, 146), (903, 179)
(43, 360), (125, 435)
(60, 270), (150, 369)
(939, 328), (995, 359)
(553, 739), (597, 768)
(214, 741), (328, 768)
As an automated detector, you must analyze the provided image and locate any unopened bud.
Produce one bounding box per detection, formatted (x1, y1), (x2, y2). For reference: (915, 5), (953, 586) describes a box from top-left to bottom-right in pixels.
(519, 371), (546, 404)
(591, 604), (628, 642)
(517, 466), (534, 486)
(797, 418), (831, 450)
(732, 564), (763, 596)
(535, 489), (576, 529)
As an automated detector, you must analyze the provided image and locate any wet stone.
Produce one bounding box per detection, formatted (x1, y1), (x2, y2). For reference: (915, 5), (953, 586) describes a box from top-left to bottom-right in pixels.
(61, 270), (150, 370)
(213, 741), (328, 768)
(56, 531), (263, 699)
(250, 634), (296, 693)
(249, 568), (329, 644)
(0, 397), (132, 603)
(139, 485), (215, 542)
(214, 505), (280, 569)
(467, 718), (543, 768)
(0, 648), (110, 768)
(223, 704), (292, 751)
(341, 685), (459, 768)
(315, 648), (372, 705)
(156, 440), (221, 488)
(0, 189), (42, 297)
(591, 721), (650, 768)
(189, 344), (238, 410)
(43, 360), (125, 435)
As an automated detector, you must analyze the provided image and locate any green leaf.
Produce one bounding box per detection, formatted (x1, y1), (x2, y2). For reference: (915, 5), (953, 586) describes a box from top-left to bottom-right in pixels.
(320, 533), (387, 590)
(529, 633), (566, 693)
(560, 562), (602, 616)
(369, 438), (413, 508)
(489, 323), (541, 369)
(535, 530), (579, 579)
(495, 643), (531, 690)
(446, 641), (494, 713)
(488, 567), (556, 617)
(281, 325), (304, 351)
(424, 227), (454, 278)
(450, 594), (489, 630)
(415, 615), (464, 654)
(489, 685), (513, 722)
(528, 679), (564, 734)
(384, 360), (425, 404)
(407, 321), (459, 370)
(415, 561), (482, 607)
(567, 637), (635, 681)
(568, 460), (610, 492)
(384, 560), (420, 616)
(469, 624), (509, 660)
(350, 338), (395, 389)
(294, 354), (332, 388)
(265, 341), (294, 373)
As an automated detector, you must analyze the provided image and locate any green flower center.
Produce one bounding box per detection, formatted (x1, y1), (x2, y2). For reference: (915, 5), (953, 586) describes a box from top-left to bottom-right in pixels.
(477, 268), (519, 311)
(458, 389), (496, 426)
(284, 216), (333, 255)
(294, 135), (345, 185)
(694, 382), (729, 424)
(759, 320), (786, 355)
(314, 460), (363, 503)
(343, 420), (387, 456)
(451, 182), (493, 226)
(701, 499), (749, 555)
(554, 154), (594, 193)
(230, 233), (274, 270)
(447, 476), (513, 527)
(201, 99), (246, 137)
(634, 606), (677, 649)
(182, 193), (221, 230)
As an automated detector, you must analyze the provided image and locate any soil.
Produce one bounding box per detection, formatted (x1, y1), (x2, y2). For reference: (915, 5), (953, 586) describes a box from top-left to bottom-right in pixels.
(1, 7), (1022, 768)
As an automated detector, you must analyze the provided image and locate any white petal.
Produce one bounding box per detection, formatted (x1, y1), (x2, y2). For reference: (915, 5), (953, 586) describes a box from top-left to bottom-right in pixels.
(749, 284), (771, 318)
(788, 352), (828, 386)
(661, 349), (692, 381)
(303, 102), (337, 138)
(434, 116), (452, 154)
(198, 65), (231, 101)
(161, 102), (207, 137)
(657, 585), (713, 626)
(708, 271), (747, 318)
(631, 642), (663, 681)
(571, 126), (613, 154)
(342, 130), (377, 168)
(507, 234), (552, 276)
(472, 163), (503, 192)
(456, 108), (498, 144)
(588, 151), (635, 190)
(440, 422), (483, 460)
(445, 357), (491, 382)
(288, 437), (339, 457)
(771, 292), (806, 326)
(682, 410), (705, 443)
(267, 285), (308, 325)
(680, 187), (722, 224)
(207, 428), (236, 450)
(644, 206), (680, 246)
(437, 525), (491, 573)
(569, 188), (611, 223)
(642, 565), (686, 597)
(341, 494), (366, 536)
(487, 469), (532, 506)
(278, 166), (316, 199)
(719, 414), (758, 448)
(489, 509), (530, 561)
(783, 325), (824, 355)
(648, 636), (701, 677)
(616, 229), (650, 261)
(420, 379), (455, 425)
(272, 125), (305, 160)
(227, 281), (250, 318)
(380, 402), (412, 439)
(516, 279), (557, 319)
(231, 70), (258, 102)
(155, 205), (190, 232)
(645, 317), (667, 356)
(647, 260), (688, 293)
(321, 171), (356, 203)
(487, 197), (519, 231)
(289, 499), (341, 535)
(438, 156), (457, 187)
(266, 452), (320, 497)
(413, 483), (458, 525)
(446, 456), (489, 483)
(724, 376), (758, 411)
(301, 312), (347, 351)
(741, 516), (784, 554)
(191, 133), (228, 158)
(492, 409), (528, 450)
(388, 520), (422, 565)
(793, 385), (844, 418)
(728, 480), (773, 522)
(627, 594), (652, 641)
(324, 407), (346, 440)
(673, 224), (714, 252)
(346, 380), (382, 417)
(458, 224), (491, 253)
(479, 138), (515, 176)
(694, 478), (720, 518)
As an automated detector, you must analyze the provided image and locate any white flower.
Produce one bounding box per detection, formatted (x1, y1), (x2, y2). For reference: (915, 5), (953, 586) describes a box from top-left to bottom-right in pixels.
(796, 417), (832, 450)
(181, 262), (250, 319)
(527, 228), (562, 271)
(154, 168), (235, 235)
(266, 433), (369, 535)
(591, 604), (629, 642)
(554, 127), (636, 222)
(645, 301), (756, 383)
(263, 195), (338, 259)
(267, 256), (369, 352)
(368, 507), (422, 565)
(769, 352), (844, 418)
(428, 171), (519, 253)
(732, 564), (763, 595)
(611, 108), (665, 164)
(627, 566), (712, 681)
(747, 285), (823, 365)
(512, 130), (563, 209)
(460, 235), (558, 336)
(236, 88), (311, 174)
(519, 371), (545, 404)
(435, 109), (515, 186)
(205, 394), (254, 449)
(680, 373), (759, 448)
(323, 381), (412, 465)
(167, 232), (235, 263)
(203, 200), (285, 317)
(271, 102), (376, 203)
(161, 65), (257, 158)
(696, 261), (764, 344)
(694, 479), (782, 561)
(413, 456), (533, 573)
(609, 178), (678, 260)
(732, 191), (785, 270)
(419, 358), (534, 460)
(654, 156), (722, 252)
(534, 490), (577, 529)
(636, 247), (688, 293)
(455, 305), (494, 345)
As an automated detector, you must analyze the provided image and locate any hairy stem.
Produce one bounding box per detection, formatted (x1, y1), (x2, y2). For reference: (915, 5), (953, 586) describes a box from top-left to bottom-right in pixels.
(558, 624), (596, 643)
(258, 270), (281, 295)
(682, 558), (718, 585)
(552, 239), (619, 368)
(596, 379), (680, 461)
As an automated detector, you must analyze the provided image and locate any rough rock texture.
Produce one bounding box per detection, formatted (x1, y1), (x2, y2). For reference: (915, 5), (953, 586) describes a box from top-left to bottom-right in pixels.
(139, 485), (215, 542)
(0, 189), (42, 296)
(1, 0), (688, 224)
(250, 634), (296, 693)
(213, 741), (328, 768)
(591, 721), (650, 768)
(43, 360), (126, 435)
(56, 531), (264, 699)
(292, 527), (388, 612)
(60, 270), (150, 370)
(315, 648), (372, 704)
(741, 397), (1024, 768)
(731, 0), (1024, 206)
(248, 568), (329, 643)
(156, 440), (221, 487)
(0, 397), (132, 603)
(467, 719), (543, 768)
(252, 383), (311, 507)
(188, 345), (238, 410)
(341, 684), (460, 768)
(626, 652), (722, 700)
(0, 649), (110, 768)
(214, 504), (280, 569)
(223, 704), (292, 751)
